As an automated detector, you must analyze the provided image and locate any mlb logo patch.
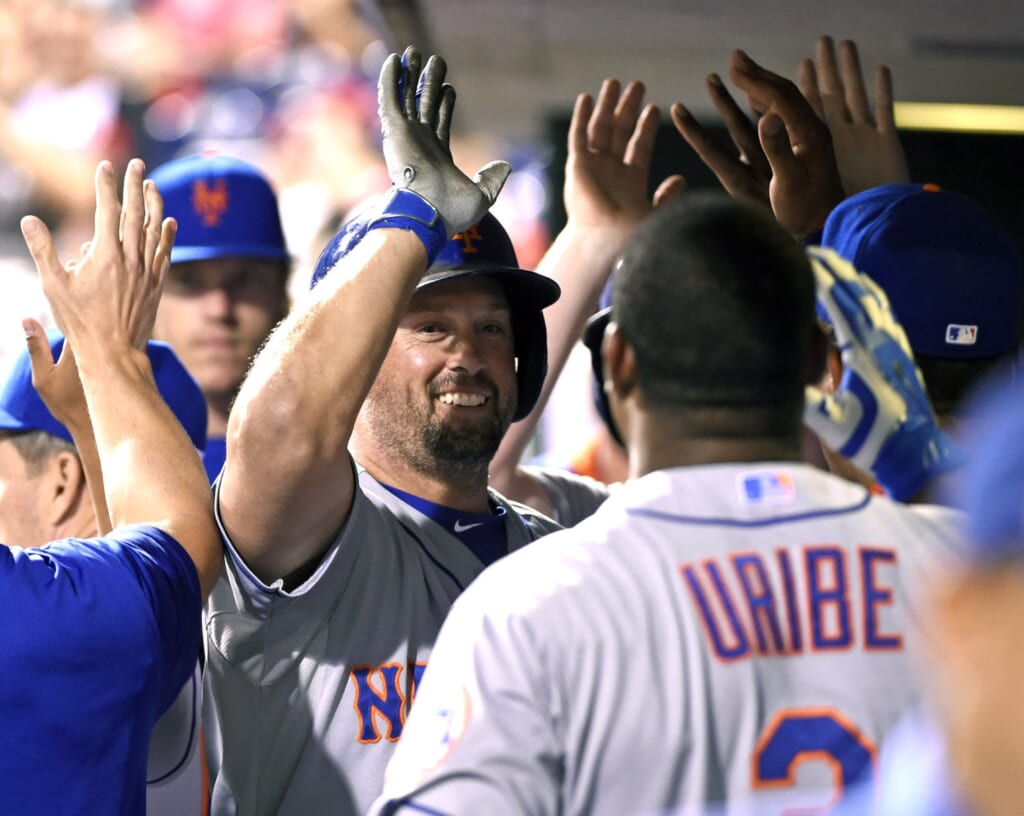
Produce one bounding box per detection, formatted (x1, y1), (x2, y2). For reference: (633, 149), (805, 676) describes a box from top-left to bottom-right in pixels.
(739, 471), (796, 506)
(945, 324), (978, 346)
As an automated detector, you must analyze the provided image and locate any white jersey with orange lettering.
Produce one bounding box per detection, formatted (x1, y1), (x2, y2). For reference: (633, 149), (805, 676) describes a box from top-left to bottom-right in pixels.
(202, 463), (562, 816)
(371, 462), (961, 816)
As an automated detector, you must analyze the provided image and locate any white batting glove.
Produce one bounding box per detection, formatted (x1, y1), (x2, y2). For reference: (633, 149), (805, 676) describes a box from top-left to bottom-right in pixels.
(804, 246), (964, 501)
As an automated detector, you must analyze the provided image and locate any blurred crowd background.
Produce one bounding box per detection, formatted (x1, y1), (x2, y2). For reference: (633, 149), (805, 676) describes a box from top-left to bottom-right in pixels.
(0, 0), (592, 465)
(0, 0), (549, 324)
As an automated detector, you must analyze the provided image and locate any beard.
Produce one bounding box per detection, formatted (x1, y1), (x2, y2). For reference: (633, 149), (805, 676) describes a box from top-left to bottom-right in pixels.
(363, 372), (517, 485)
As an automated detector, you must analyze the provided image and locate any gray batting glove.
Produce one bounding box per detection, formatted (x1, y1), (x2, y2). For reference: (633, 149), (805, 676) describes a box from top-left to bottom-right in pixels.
(378, 47), (511, 238)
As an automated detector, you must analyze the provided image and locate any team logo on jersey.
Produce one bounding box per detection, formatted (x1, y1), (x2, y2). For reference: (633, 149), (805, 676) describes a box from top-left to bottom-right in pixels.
(453, 225), (483, 254)
(351, 662), (427, 743)
(945, 324), (978, 346)
(192, 178), (229, 227)
(738, 471), (795, 506)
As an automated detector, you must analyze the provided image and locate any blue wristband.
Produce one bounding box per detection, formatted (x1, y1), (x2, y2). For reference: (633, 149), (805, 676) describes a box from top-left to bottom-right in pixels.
(366, 188), (449, 265)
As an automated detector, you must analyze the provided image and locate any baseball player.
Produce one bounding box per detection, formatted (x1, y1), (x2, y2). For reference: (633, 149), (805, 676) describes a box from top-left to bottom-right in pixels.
(0, 158), (222, 813)
(0, 329), (209, 816)
(820, 182), (1020, 425)
(370, 195), (964, 815)
(149, 153), (292, 482)
(202, 49), (562, 815)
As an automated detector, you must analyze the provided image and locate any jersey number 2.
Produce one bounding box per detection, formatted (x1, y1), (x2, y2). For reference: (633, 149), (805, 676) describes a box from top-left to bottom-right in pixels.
(753, 707), (876, 813)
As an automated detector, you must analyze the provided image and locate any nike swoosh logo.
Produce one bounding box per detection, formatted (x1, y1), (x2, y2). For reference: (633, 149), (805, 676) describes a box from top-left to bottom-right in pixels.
(453, 520), (484, 533)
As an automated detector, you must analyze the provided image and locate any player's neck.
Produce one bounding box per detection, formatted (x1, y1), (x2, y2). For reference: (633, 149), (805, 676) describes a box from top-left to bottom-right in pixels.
(353, 440), (492, 514)
(628, 435), (803, 479)
(51, 512), (99, 545)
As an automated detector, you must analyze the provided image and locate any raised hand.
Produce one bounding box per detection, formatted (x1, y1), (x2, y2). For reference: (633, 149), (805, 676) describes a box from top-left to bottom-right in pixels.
(378, 47), (510, 238)
(804, 247), (963, 501)
(21, 327), (84, 432)
(672, 50), (845, 239)
(21, 159), (174, 355)
(671, 73), (771, 212)
(798, 36), (910, 196)
(566, 79), (684, 241)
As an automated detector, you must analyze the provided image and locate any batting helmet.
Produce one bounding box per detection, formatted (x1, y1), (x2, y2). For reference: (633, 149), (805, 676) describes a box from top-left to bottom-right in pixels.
(311, 208), (560, 422)
(581, 275), (624, 447)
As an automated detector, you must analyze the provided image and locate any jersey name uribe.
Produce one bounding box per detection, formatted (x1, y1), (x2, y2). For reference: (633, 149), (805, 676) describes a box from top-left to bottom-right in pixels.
(372, 463), (961, 816)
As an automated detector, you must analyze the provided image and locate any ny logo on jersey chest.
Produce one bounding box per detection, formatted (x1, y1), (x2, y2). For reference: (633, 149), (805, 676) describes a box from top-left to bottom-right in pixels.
(350, 662), (428, 743)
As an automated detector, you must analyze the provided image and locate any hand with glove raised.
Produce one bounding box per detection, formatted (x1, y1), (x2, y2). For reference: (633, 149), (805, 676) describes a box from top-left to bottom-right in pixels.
(804, 246), (964, 502)
(373, 47), (511, 263)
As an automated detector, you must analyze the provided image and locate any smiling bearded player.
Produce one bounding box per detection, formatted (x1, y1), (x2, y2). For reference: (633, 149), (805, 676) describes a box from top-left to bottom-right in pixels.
(202, 49), (563, 816)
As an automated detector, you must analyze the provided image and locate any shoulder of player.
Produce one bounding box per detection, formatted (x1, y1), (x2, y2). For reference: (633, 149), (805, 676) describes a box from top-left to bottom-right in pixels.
(36, 524), (193, 573)
(869, 495), (964, 536)
(488, 487), (564, 538)
(519, 464), (612, 500)
(463, 510), (615, 608)
(517, 465), (613, 527)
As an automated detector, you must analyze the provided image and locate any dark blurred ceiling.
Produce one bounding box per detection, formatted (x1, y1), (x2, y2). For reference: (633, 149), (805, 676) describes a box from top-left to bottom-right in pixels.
(370, 0), (1024, 142)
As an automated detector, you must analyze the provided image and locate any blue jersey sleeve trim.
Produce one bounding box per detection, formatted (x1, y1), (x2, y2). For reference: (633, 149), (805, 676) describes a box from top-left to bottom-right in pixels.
(384, 798), (455, 816)
(626, 491), (872, 528)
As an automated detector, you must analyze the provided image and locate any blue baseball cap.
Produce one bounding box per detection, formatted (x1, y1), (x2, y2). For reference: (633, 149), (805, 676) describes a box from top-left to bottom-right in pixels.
(0, 330), (207, 453)
(955, 375), (1024, 562)
(822, 184), (1021, 359)
(149, 153), (289, 265)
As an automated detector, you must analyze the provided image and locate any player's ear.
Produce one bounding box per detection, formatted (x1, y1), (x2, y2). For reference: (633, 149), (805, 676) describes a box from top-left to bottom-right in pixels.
(44, 450), (89, 528)
(603, 321), (637, 401)
(823, 347), (843, 395)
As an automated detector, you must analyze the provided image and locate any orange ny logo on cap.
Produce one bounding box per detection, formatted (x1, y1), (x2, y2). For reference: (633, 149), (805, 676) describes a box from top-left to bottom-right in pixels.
(453, 225), (483, 254)
(192, 179), (229, 227)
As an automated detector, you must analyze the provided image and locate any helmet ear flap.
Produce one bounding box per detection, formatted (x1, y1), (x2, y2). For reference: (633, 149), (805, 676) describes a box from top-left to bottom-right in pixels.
(582, 307), (624, 447)
(511, 310), (548, 422)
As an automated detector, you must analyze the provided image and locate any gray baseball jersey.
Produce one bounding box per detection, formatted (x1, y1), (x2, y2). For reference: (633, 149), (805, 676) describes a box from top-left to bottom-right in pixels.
(147, 664), (204, 816)
(203, 462), (562, 816)
(371, 463), (961, 816)
(521, 464), (612, 527)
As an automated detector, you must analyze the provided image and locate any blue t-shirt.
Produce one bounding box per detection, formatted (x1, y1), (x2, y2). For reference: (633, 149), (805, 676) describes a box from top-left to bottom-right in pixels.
(0, 524), (201, 815)
(203, 436), (227, 484)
